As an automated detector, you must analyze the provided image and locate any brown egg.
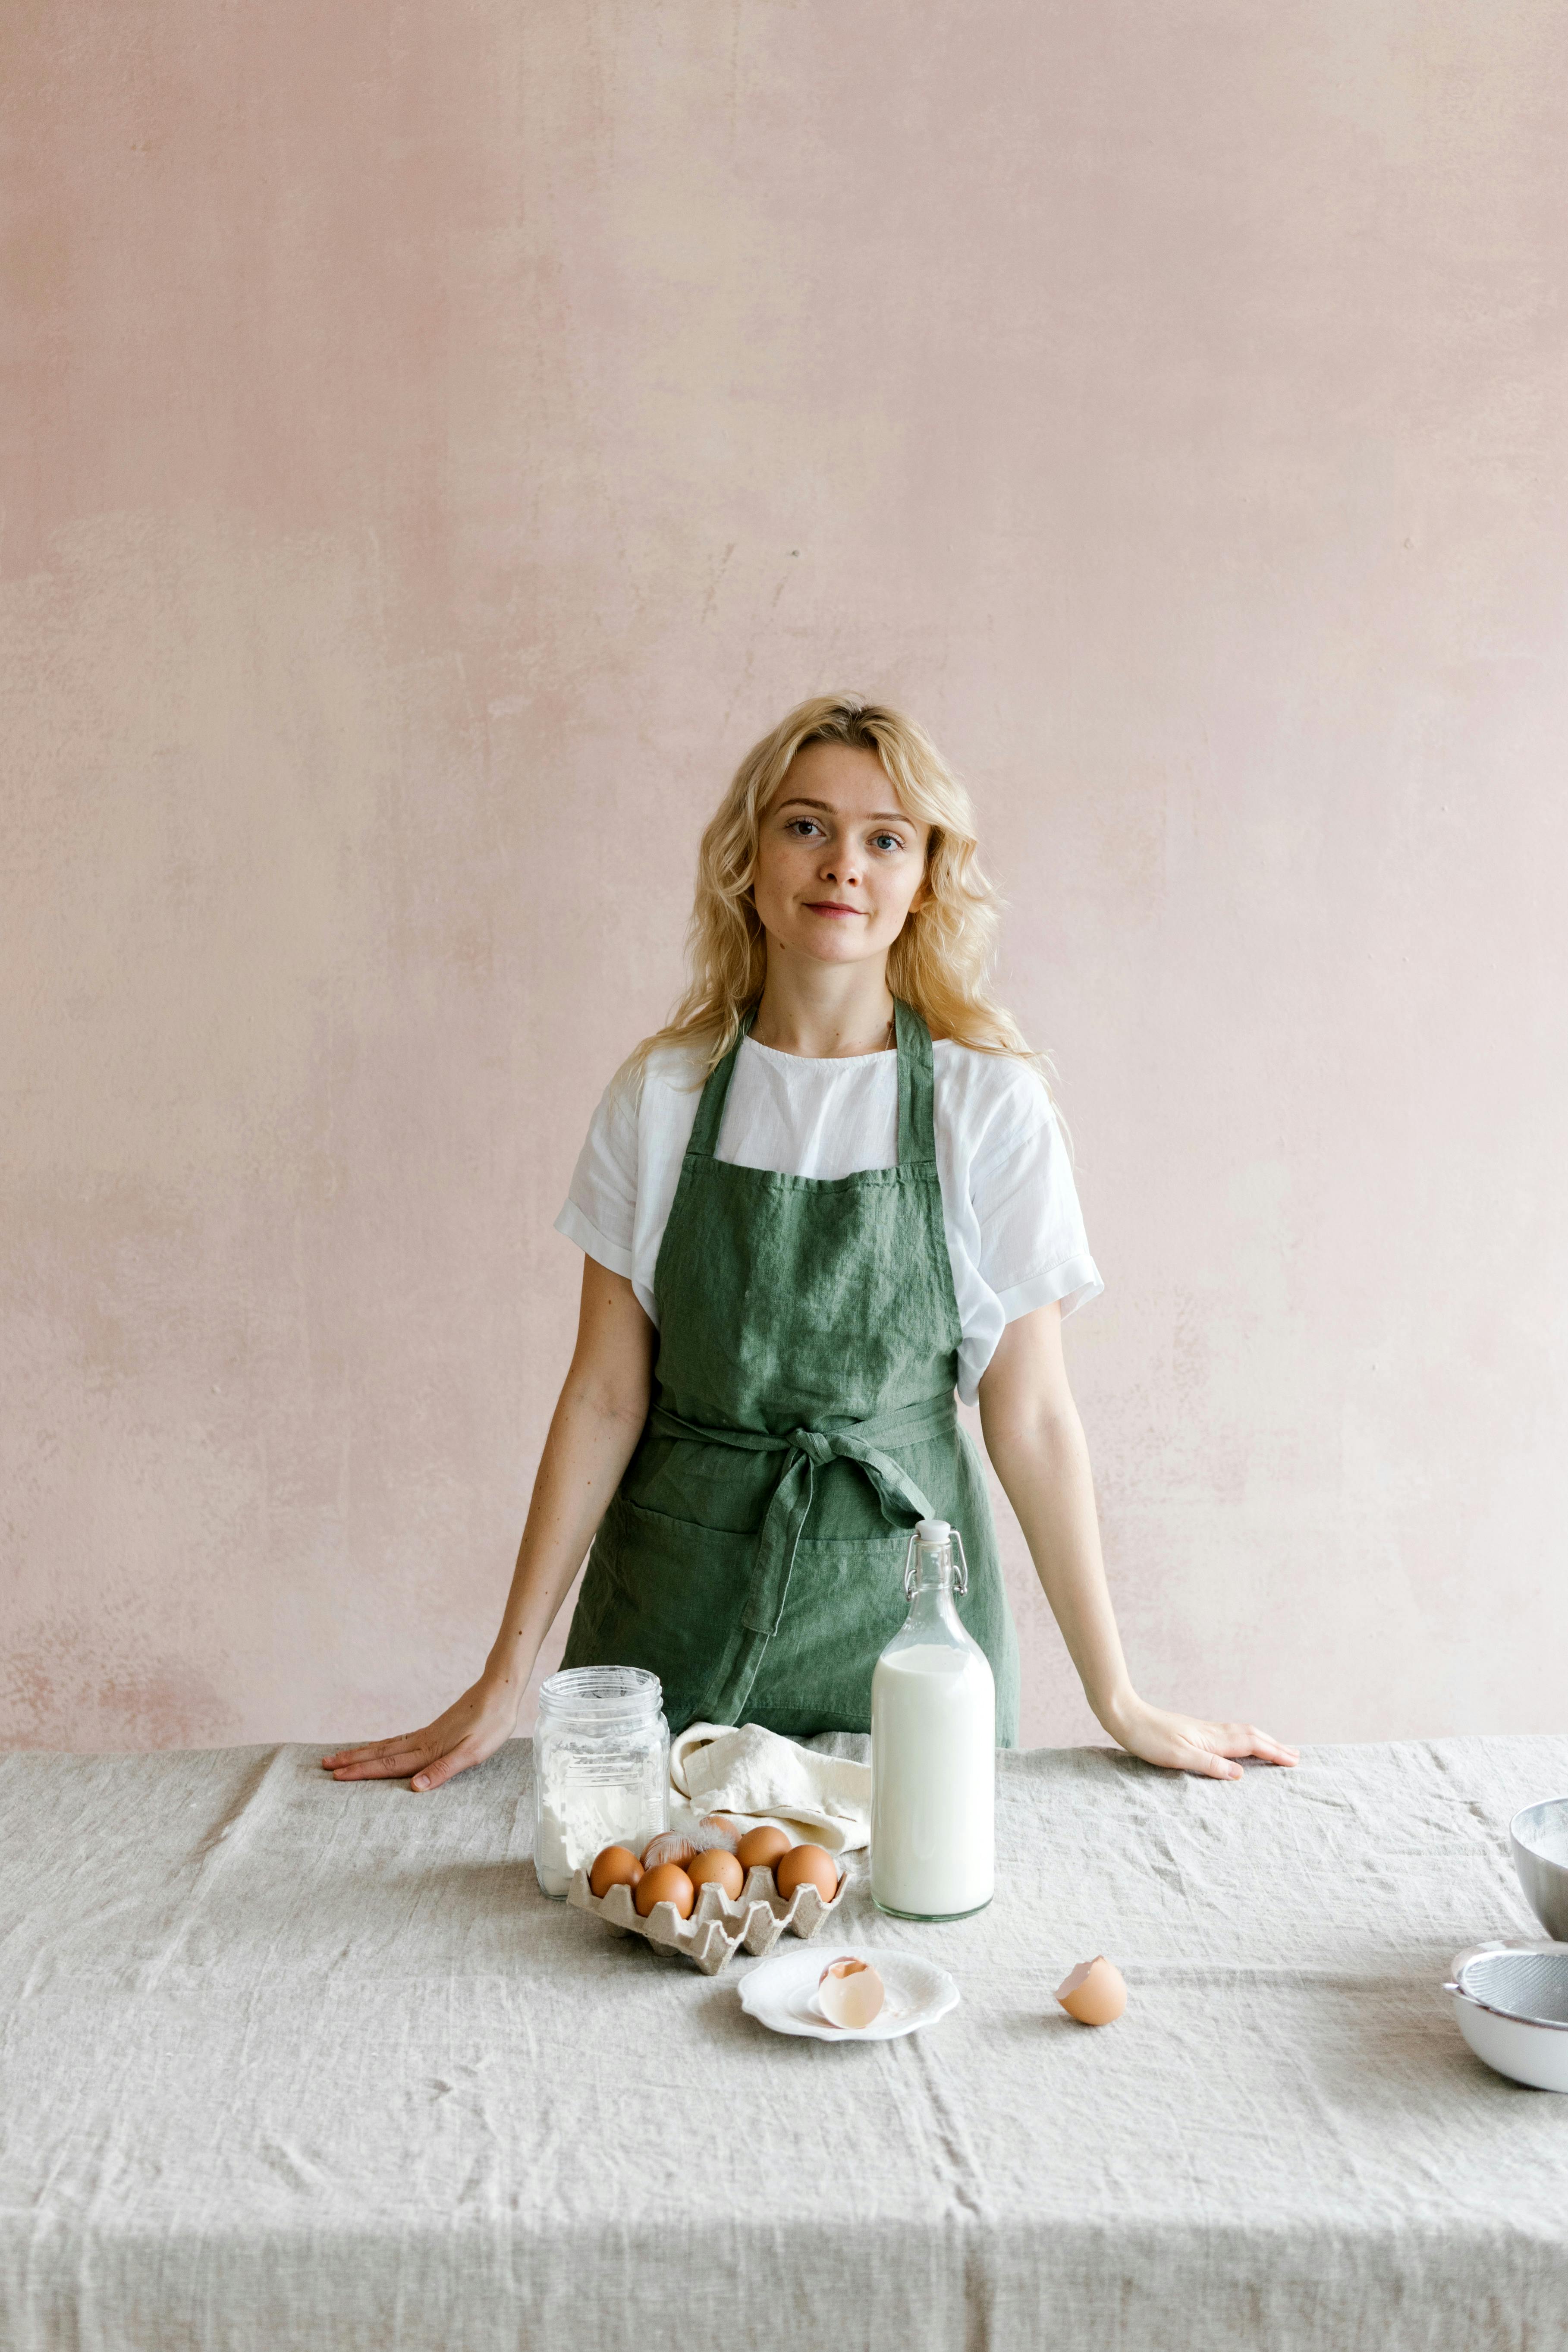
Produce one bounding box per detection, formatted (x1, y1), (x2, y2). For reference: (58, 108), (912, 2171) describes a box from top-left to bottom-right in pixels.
(635, 1862), (695, 1920)
(1055, 1955), (1127, 2026)
(640, 1831), (697, 1870)
(588, 1845), (643, 1899)
(775, 1843), (841, 1902)
(644, 1818), (740, 1870)
(687, 1848), (744, 1900)
(818, 1956), (885, 2029)
(735, 1825), (792, 1873)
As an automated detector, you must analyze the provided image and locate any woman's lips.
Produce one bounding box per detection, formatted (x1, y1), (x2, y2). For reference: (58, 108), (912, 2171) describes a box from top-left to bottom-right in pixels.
(804, 901), (865, 916)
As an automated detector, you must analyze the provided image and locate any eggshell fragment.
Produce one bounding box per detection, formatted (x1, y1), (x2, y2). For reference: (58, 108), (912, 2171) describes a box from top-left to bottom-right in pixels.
(818, 1957), (884, 2029)
(735, 1825), (792, 1872)
(775, 1843), (840, 1902)
(1055, 1956), (1127, 2025)
(635, 1863), (696, 1920)
(588, 1845), (643, 1899)
(687, 1848), (744, 1899)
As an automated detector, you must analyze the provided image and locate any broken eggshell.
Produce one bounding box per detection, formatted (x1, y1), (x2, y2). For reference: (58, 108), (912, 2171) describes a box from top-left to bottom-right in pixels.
(1055, 1956), (1127, 2025)
(817, 1956), (885, 2029)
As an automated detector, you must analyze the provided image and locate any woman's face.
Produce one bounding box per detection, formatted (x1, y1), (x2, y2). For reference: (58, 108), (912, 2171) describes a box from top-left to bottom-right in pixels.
(751, 741), (930, 970)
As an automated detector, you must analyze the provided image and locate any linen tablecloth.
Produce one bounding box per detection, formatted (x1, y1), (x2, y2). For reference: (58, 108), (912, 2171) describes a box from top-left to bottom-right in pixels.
(1, 1733), (1565, 2351)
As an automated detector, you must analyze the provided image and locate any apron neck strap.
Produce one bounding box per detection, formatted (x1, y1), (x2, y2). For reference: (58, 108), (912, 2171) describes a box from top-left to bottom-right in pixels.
(685, 997), (937, 1166)
(893, 997), (937, 1168)
(686, 1004), (758, 1160)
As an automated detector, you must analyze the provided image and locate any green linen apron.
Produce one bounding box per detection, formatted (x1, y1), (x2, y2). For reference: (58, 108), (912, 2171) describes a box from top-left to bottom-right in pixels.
(561, 997), (1021, 1742)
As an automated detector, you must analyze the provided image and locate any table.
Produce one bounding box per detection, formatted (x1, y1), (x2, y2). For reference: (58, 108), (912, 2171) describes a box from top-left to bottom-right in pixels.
(1, 1734), (1565, 2350)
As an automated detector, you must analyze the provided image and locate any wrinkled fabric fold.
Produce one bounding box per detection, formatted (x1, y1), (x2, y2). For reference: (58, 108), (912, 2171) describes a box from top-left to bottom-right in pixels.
(667, 1720), (872, 1850)
(6, 1736), (1568, 2352)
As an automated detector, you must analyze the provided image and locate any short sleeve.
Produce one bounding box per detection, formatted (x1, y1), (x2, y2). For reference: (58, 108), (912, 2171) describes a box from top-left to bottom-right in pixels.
(553, 1057), (643, 1279)
(969, 1093), (1103, 1326)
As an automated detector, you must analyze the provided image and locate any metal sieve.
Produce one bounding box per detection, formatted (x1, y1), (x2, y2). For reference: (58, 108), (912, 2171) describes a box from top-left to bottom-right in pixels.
(1451, 1945), (1568, 2027)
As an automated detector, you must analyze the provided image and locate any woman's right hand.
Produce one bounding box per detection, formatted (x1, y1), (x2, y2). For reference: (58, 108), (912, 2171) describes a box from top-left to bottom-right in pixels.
(324, 1264), (654, 1797)
(321, 1674), (522, 1792)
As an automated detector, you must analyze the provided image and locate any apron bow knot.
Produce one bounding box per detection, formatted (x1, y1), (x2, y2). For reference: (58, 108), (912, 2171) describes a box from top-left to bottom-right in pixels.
(787, 1428), (836, 1470)
(647, 1392), (958, 1670)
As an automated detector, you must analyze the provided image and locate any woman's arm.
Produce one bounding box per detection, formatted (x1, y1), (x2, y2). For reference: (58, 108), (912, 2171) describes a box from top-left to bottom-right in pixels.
(977, 1301), (1298, 1780)
(322, 1257), (656, 1791)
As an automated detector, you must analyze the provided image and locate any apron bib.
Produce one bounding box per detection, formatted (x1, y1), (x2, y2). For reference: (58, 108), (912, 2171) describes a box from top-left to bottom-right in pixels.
(562, 998), (1021, 1742)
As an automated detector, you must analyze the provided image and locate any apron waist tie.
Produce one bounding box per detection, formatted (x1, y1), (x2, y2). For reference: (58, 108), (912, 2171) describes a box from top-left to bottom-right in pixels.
(647, 1391), (957, 1640)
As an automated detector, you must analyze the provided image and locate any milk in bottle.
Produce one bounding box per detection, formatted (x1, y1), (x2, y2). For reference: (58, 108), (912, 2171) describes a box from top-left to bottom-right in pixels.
(870, 1519), (995, 1919)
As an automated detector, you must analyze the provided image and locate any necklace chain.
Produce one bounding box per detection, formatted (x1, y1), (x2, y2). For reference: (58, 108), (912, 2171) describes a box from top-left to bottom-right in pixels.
(752, 1005), (896, 1055)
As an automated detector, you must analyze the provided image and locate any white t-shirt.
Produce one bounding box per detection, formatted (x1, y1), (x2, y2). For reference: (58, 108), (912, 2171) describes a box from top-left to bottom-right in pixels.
(554, 1035), (1103, 1406)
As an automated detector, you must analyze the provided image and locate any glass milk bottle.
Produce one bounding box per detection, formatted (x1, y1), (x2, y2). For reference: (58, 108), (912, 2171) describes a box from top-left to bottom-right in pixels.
(870, 1519), (995, 1920)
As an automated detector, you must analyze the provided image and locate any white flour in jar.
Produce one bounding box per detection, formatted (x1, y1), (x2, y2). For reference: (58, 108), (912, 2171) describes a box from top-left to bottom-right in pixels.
(534, 1760), (665, 1899)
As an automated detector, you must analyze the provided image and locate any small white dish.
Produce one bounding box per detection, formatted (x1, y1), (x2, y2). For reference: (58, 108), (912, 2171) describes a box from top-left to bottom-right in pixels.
(738, 1944), (959, 2042)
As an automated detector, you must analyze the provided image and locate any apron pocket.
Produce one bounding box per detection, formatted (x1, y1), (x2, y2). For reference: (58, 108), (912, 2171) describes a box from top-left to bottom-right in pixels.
(563, 1492), (757, 1730)
(744, 1528), (1020, 1742)
(739, 1531), (913, 1736)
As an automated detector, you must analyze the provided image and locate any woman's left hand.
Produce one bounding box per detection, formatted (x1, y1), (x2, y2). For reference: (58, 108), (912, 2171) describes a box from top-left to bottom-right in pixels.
(1101, 1693), (1299, 1780)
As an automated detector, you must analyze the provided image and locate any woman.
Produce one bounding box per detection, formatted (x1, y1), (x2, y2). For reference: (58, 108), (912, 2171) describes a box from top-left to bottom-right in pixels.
(325, 696), (1296, 1790)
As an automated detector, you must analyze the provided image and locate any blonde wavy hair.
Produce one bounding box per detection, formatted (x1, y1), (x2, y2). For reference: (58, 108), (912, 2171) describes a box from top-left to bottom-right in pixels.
(630, 695), (1058, 1108)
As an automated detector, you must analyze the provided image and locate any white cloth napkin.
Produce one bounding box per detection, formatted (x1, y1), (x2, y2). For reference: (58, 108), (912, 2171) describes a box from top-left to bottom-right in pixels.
(669, 1722), (871, 1854)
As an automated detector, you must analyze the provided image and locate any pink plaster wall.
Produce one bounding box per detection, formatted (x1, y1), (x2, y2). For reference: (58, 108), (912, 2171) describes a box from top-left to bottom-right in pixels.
(4, 2), (1565, 1756)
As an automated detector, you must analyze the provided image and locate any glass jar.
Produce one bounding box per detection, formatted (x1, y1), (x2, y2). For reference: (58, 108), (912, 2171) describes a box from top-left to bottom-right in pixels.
(870, 1519), (995, 1921)
(532, 1665), (669, 1900)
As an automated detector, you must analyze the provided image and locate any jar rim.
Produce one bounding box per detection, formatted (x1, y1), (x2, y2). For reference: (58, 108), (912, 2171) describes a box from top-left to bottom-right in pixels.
(537, 1664), (664, 1724)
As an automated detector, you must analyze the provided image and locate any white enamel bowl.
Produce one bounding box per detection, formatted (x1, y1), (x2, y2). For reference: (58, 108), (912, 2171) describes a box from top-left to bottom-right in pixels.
(1446, 1940), (1568, 2092)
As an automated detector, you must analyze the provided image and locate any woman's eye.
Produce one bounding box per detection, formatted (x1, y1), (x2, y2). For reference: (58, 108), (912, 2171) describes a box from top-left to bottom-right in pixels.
(786, 818), (823, 839)
(871, 832), (906, 853)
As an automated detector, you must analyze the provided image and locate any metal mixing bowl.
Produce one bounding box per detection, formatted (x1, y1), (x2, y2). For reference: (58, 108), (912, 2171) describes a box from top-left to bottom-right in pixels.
(1511, 1795), (1568, 1940)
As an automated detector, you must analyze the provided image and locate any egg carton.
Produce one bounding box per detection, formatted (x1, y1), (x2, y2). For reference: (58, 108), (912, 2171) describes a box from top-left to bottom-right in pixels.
(567, 1861), (849, 1975)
